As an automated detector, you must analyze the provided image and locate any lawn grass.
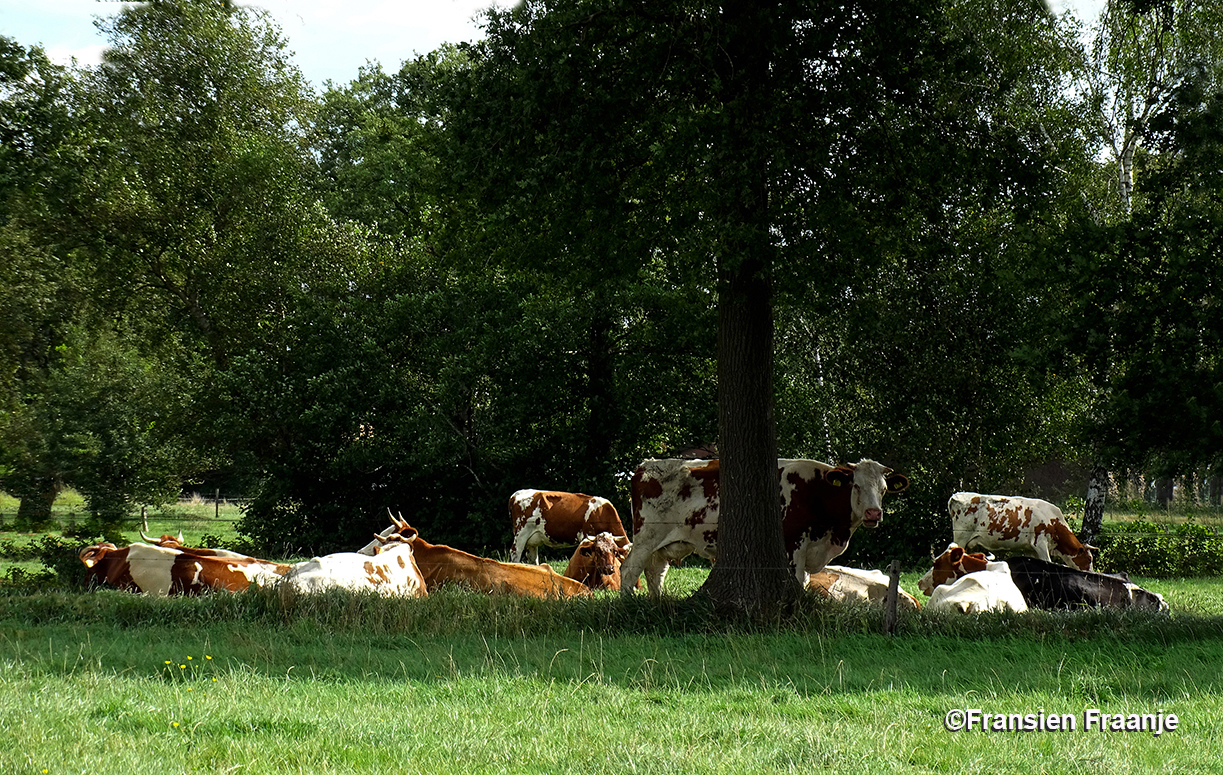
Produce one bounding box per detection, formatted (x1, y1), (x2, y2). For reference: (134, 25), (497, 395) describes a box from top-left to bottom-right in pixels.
(2, 583), (1221, 774)
(2, 493), (1222, 771)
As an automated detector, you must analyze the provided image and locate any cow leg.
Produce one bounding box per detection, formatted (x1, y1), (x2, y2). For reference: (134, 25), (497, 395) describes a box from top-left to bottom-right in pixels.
(511, 530), (537, 564)
(1032, 535), (1054, 564)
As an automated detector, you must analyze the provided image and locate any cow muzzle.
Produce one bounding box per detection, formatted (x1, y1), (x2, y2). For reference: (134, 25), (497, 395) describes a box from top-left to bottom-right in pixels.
(862, 508), (882, 527)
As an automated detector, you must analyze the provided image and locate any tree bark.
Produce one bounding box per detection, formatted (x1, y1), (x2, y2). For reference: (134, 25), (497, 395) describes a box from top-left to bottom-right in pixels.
(1080, 463), (1108, 546)
(694, 0), (801, 619)
(15, 475), (60, 531)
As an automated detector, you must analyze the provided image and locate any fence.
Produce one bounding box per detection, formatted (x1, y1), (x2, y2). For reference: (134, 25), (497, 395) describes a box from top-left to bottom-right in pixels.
(0, 492), (247, 534)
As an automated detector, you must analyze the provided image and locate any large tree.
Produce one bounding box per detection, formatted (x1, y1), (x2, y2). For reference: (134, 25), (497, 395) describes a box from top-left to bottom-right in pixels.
(440, 0), (1079, 613)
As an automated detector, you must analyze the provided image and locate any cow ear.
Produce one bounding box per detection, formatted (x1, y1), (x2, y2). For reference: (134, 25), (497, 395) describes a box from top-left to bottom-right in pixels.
(885, 474), (909, 493)
(826, 469), (854, 487)
(949, 547), (964, 562)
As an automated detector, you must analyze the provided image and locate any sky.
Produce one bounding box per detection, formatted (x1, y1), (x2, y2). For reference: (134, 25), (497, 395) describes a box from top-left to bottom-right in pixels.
(0, 0), (515, 88)
(3, 0), (1105, 91)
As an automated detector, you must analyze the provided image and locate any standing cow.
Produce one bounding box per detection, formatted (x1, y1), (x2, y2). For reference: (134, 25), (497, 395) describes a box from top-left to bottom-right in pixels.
(509, 489), (628, 564)
(621, 458), (909, 597)
(949, 492), (1095, 571)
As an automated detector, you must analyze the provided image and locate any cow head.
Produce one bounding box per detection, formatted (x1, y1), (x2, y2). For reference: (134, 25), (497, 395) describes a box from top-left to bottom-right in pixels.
(825, 459), (909, 529)
(917, 543), (991, 595)
(565, 532), (629, 590)
(79, 543), (120, 568)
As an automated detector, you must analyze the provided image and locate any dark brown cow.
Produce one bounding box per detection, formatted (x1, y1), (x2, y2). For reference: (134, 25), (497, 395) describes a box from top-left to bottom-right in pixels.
(79, 542), (290, 595)
(621, 458), (909, 596)
(563, 532), (631, 591)
(509, 489), (628, 564)
(383, 514), (591, 599)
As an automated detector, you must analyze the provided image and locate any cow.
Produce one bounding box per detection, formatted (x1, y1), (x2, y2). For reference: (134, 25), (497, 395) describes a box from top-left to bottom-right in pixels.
(925, 560), (1029, 614)
(563, 532), (632, 591)
(79, 542), (291, 595)
(807, 565), (921, 610)
(621, 457), (909, 597)
(509, 489), (629, 564)
(382, 513), (591, 599)
(949, 492), (1095, 571)
(282, 533), (427, 598)
(917, 543), (993, 596)
(1003, 556), (1168, 612)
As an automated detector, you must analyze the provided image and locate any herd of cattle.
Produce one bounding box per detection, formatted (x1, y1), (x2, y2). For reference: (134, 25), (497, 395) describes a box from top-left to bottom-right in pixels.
(77, 456), (1168, 614)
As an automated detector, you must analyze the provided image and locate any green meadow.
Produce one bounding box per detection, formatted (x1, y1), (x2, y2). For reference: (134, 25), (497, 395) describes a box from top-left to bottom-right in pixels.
(2, 568), (1222, 775)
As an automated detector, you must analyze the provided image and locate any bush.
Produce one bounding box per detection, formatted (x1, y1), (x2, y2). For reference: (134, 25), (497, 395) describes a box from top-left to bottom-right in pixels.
(1095, 521), (1223, 577)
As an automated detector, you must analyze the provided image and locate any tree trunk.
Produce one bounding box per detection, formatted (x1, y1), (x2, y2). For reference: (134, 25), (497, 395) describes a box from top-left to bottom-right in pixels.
(1080, 464), (1108, 546)
(15, 476), (61, 532)
(695, 0), (801, 619)
(698, 255), (799, 617)
(1155, 477), (1173, 509)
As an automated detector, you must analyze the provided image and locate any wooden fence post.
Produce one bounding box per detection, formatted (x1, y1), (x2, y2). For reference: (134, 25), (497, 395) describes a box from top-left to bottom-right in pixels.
(883, 559), (900, 636)
(215, 488), (220, 520)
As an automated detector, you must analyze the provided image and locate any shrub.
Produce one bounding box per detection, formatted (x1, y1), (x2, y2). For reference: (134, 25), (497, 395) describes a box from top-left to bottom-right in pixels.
(1095, 521), (1223, 577)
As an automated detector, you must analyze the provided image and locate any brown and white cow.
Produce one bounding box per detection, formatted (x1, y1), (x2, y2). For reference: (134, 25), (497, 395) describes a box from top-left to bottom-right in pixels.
(79, 542), (291, 595)
(382, 513), (591, 599)
(563, 532), (632, 591)
(621, 458), (909, 596)
(807, 565), (921, 610)
(949, 492), (1095, 572)
(925, 560), (1029, 614)
(509, 489), (629, 564)
(917, 543), (993, 596)
(282, 533), (427, 598)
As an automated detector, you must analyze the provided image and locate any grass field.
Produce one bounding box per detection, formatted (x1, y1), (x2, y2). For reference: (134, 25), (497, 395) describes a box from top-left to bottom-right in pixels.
(2, 491), (1222, 773)
(2, 567), (1223, 774)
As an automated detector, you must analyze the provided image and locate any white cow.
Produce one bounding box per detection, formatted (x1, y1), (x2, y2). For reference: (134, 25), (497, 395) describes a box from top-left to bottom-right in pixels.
(925, 561), (1028, 614)
(807, 565), (921, 610)
(283, 541), (427, 597)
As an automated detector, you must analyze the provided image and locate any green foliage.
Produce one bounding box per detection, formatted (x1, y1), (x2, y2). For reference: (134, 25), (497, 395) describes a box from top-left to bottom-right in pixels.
(1096, 521), (1223, 577)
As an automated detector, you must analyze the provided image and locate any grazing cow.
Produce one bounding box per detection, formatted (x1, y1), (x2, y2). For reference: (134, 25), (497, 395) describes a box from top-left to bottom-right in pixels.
(79, 542), (291, 595)
(563, 532), (632, 591)
(807, 565), (921, 610)
(1003, 556), (1168, 612)
(382, 513), (591, 599)
(949, 492), (1095, 571)
(621, 458), (909, 596)
(917, 543), (993, 596)
(925, 561), (1029, 614)
(509, 490), (629, 564)
(282, 533), (427, 598)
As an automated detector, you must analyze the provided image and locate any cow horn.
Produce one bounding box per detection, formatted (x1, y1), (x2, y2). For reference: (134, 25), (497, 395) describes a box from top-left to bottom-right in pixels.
(177, 530), (184, 544)
(140, 530), (155, 543)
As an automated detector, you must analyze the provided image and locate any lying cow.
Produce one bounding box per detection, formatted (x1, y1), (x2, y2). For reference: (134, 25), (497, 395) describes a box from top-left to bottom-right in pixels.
(1004, 556), (1167, 612)
(622, 458), (909, 597)
(563, 532), (634, 591)
(926, 560), (1029, 615)
(949, 492), (1095, 571)
(509, 489), (628, 564)
(917, 543), (992, 596)
(80, 542), (290, 595)
(807, 565), (921, 610)
(381, 513), (591, 599)
(282, 533), (427, 598)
